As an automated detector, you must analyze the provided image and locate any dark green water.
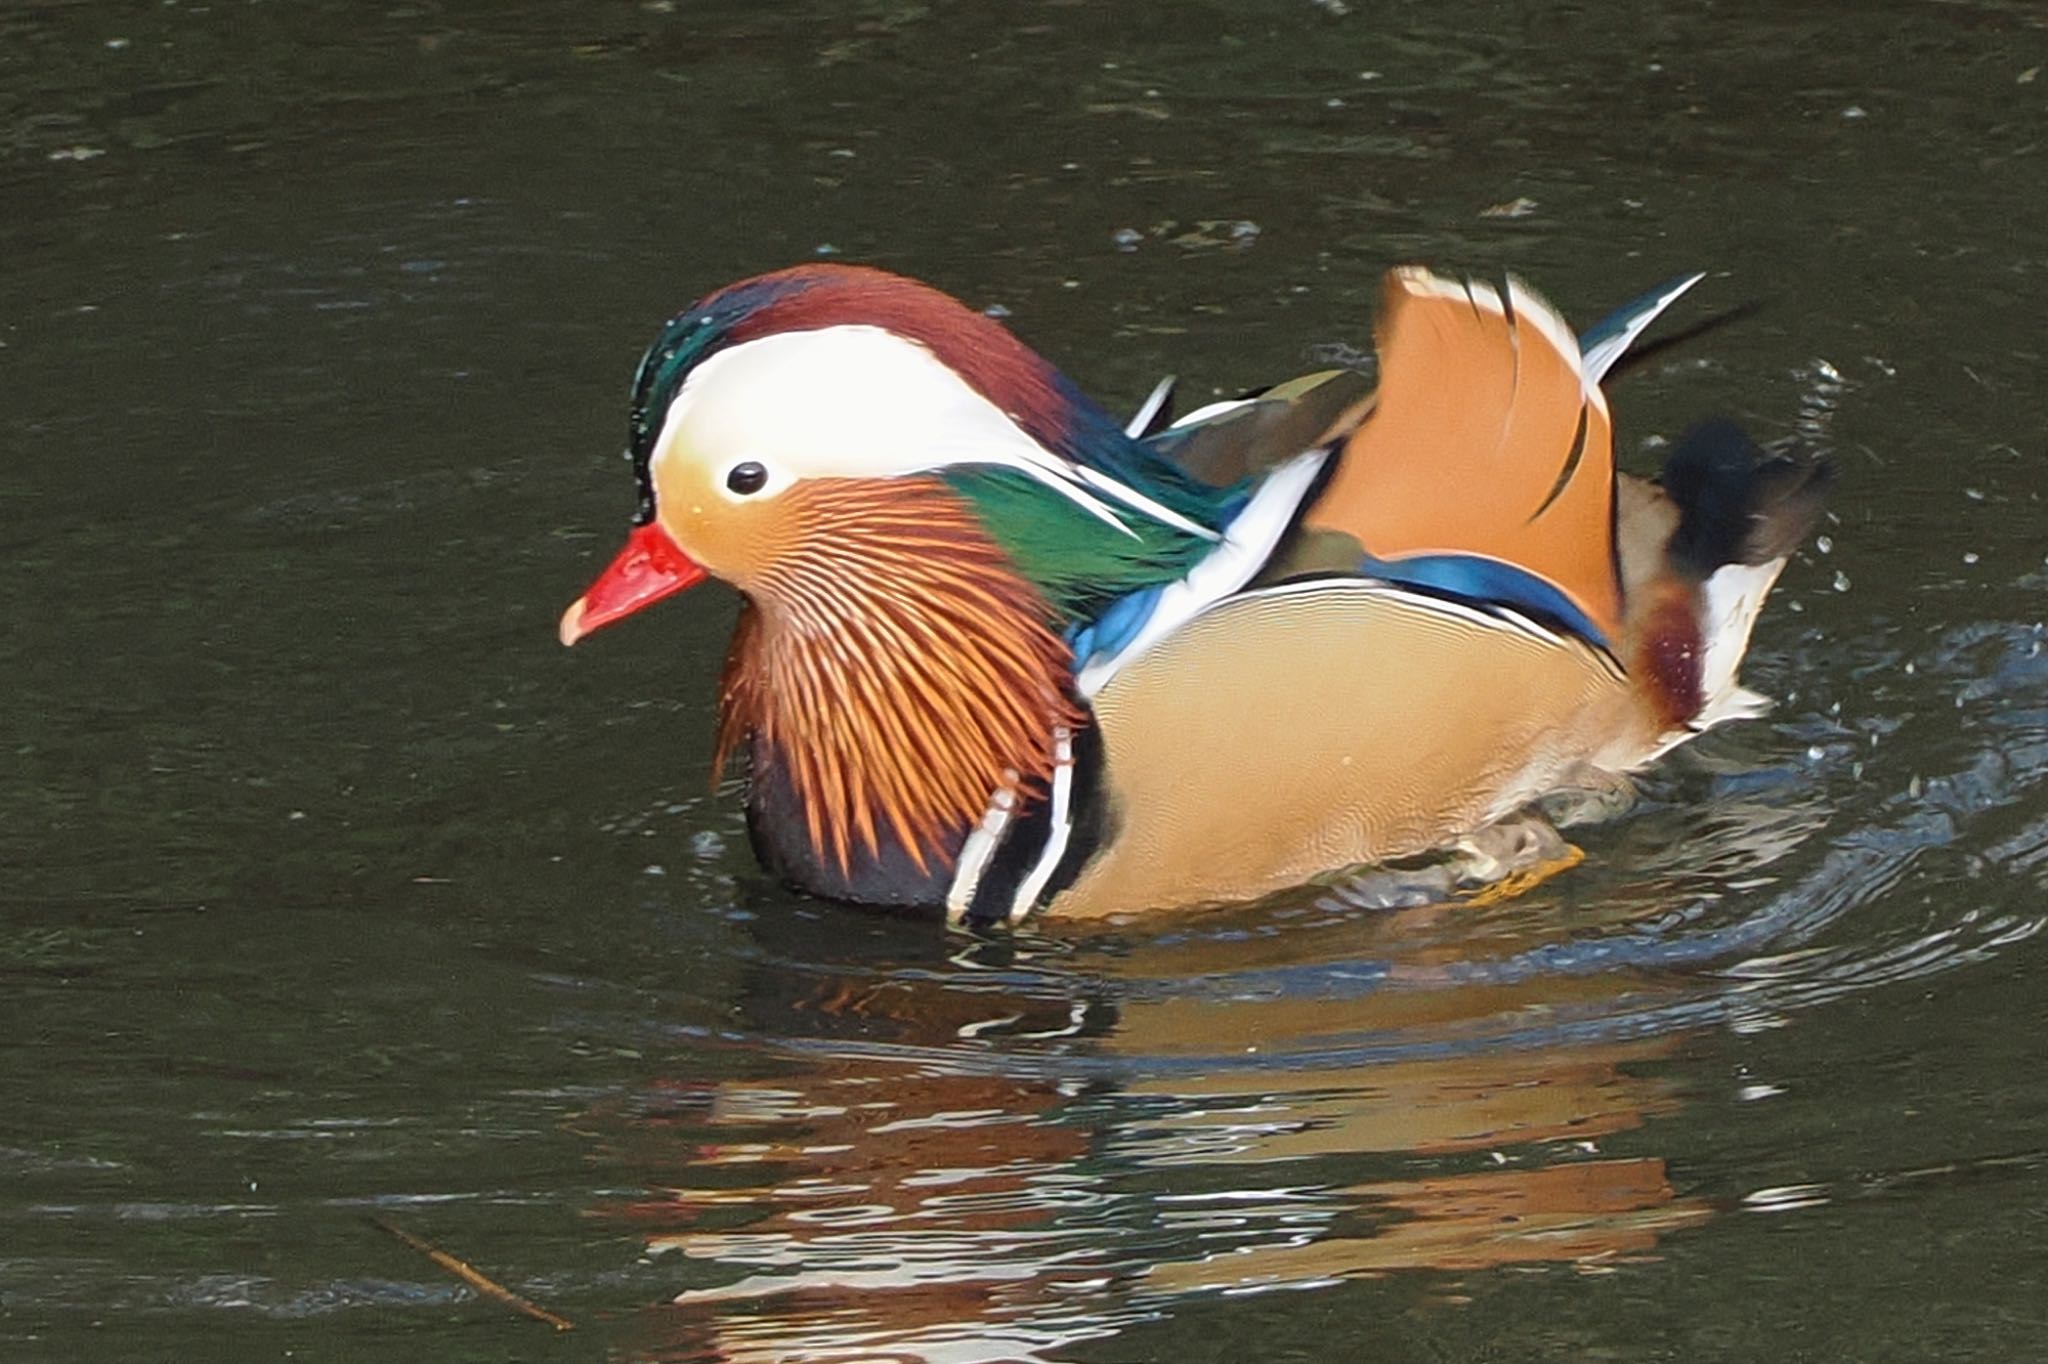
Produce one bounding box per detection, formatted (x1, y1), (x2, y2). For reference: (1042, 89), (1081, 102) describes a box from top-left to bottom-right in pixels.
(6, 1), (2048, 1359)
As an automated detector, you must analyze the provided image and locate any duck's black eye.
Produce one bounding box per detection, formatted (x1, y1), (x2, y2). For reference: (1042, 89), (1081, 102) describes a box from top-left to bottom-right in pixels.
(726, 461), (768, 495)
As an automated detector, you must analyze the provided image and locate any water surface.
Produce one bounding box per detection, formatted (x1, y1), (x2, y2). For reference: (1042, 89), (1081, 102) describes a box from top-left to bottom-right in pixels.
(6, 1), (2048, 1359)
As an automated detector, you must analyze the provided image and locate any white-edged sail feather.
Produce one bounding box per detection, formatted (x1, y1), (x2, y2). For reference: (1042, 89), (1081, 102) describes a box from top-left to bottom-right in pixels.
(1579, 272), (1706, 386)
(1124, 375), (1177, 438)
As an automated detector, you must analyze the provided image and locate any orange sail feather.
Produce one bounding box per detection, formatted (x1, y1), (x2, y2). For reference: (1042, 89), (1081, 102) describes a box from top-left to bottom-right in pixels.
(1305, 268), (1625, 643)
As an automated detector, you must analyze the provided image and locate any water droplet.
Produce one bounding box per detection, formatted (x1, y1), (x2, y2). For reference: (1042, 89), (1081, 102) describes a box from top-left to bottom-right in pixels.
(1111, 226), (1143, 252)
(1816, 534), (1833, 554)
(1833, 570), (1851, 592)
(643, 864), (667, 876)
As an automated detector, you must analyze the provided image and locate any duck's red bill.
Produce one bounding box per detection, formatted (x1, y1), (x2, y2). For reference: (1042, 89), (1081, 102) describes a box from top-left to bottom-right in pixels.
(559, 523), (706, 646)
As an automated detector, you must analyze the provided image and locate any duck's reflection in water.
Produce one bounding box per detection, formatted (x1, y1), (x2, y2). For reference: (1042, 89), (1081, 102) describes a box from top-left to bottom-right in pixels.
(602, 912), (1715, 1362)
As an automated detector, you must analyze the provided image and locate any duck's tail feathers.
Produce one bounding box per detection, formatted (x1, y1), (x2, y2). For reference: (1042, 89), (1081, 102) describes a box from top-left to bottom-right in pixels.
(1628, 419), (1834, 732)
(1663, 418), (1835, 578)
(1692, 559), (1787, 730)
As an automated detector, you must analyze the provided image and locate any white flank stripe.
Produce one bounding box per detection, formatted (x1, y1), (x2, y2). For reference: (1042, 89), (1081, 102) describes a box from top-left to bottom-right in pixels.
(1007, 727), (1075, 925)
(944, 784), (1016, 925)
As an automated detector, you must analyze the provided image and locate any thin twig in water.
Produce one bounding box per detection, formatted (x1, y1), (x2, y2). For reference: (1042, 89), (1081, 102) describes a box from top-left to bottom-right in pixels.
(367, 1214), (574, 1332)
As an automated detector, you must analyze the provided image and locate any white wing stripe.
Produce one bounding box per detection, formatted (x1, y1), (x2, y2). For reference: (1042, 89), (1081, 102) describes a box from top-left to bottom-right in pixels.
(1074, 449), (1330, 697)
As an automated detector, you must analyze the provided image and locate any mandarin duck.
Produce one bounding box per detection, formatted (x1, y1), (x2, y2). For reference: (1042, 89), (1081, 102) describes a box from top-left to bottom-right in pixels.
(559, 264), (1829, 924)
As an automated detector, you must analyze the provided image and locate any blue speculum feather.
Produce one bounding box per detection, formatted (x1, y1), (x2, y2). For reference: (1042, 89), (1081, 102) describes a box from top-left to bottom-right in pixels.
(1363, 553), (1611, 650)
(1066, 584), (1166, 669)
